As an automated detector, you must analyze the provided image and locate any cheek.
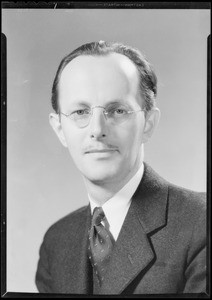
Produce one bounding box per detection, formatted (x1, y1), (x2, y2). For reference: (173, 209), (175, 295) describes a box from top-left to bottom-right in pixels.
(67, 142), (80, 159)
(119, 123), (143, 155)
(62, 127), (83, 159)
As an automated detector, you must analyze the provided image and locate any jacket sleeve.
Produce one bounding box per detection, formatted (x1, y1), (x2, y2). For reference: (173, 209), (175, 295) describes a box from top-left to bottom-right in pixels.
(35, 237), (53, 293)
(183, 202), (207, 294)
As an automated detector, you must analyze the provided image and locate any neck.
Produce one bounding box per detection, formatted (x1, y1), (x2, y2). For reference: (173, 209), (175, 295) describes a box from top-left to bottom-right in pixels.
(83, 158), (143, 206)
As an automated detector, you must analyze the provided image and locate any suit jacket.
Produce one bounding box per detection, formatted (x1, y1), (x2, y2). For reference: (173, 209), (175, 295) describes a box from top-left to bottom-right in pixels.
(35, 163), (207, 295)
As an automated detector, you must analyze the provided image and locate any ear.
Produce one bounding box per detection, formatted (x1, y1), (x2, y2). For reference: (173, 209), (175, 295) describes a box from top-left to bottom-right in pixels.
(49, 113), (68, 147)
(142, 108), (160, 143)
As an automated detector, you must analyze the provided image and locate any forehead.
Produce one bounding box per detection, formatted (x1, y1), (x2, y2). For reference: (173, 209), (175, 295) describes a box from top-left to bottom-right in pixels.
(58, 53), (140, 107)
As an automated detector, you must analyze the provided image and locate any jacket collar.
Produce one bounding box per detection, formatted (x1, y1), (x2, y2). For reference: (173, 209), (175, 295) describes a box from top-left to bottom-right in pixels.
(134, 162), (169, 234)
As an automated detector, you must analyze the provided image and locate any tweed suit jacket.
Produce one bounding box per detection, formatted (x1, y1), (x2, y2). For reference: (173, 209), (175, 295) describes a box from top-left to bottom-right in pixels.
(35, 163), (206, 295)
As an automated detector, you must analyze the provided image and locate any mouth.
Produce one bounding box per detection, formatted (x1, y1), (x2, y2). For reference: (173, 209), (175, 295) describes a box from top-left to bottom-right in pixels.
(85, 149), (118, 154)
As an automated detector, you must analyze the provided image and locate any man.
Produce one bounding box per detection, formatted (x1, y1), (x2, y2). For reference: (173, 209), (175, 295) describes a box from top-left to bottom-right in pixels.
(35, 41), (206, 295)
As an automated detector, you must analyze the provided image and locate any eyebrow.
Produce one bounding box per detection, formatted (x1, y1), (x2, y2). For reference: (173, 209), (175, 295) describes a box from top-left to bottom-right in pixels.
(71, 99), (127, 107)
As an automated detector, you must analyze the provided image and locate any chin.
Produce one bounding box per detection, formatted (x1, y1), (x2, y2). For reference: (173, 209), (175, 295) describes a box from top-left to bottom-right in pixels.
(79, 156), (121, 181)
(83, 167), (119, 184)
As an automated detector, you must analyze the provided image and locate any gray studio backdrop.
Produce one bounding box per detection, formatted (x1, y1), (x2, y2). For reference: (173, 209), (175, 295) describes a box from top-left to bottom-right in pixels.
(2, 9), (210, 292)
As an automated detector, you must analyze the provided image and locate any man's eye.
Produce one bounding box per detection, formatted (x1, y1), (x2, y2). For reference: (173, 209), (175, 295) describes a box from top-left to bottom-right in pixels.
(107, 107), (128, 116)
(111, 108), (127, 115)
(74, 109), (89, 115)
(115, 109), (125, 114)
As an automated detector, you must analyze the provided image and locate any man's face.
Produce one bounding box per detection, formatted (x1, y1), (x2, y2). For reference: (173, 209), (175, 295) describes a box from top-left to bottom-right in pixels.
(52, 53), (149, 186)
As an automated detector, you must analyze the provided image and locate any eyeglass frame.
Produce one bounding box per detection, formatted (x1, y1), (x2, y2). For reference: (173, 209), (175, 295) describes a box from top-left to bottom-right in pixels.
(58, 105), (146, 127)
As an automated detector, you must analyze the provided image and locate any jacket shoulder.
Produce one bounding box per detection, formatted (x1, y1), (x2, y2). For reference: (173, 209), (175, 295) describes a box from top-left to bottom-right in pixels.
(169, 183), (206, 206)
(143, 163), (206, 216)
(43, 205), (89, 245)
(168, 183), (206, 222)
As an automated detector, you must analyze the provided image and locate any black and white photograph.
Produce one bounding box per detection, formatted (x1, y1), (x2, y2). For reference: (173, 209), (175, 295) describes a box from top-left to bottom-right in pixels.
(1, 2), (210, 296)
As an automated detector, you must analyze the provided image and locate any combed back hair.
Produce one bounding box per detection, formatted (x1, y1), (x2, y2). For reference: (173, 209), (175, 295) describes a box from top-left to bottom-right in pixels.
(51, 41), (157, 113)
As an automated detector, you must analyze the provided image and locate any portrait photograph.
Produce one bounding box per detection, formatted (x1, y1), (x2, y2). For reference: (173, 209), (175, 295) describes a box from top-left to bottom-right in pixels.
(1, 3), (210, 297)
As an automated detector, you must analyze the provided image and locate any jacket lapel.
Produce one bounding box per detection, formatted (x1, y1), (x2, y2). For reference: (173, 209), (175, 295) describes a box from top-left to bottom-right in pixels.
(99, 163), (169, 294)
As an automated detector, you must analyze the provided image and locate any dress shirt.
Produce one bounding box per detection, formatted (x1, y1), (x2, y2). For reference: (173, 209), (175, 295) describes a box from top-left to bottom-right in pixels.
(89, 163), (144, 241)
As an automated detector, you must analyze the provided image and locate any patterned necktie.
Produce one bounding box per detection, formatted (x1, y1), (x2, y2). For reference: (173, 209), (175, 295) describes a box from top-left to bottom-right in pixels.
(88, 207), (115, 285)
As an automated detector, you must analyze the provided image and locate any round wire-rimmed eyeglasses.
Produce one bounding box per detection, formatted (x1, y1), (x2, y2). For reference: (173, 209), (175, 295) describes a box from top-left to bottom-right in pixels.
(58, 105), (146, 128)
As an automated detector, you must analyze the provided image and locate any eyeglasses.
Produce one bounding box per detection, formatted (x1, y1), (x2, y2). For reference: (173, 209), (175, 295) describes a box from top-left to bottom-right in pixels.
(59, 105), (145, 128)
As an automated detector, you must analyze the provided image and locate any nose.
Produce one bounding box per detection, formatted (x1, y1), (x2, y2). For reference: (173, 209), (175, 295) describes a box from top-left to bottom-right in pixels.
(89, 107), (108, 139)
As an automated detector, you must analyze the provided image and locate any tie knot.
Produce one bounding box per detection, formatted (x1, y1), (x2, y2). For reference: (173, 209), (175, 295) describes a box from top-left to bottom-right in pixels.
(92, 207), (105, 226)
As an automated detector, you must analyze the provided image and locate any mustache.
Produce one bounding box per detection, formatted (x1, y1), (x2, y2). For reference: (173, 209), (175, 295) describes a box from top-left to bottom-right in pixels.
(84, 144), (119, 153)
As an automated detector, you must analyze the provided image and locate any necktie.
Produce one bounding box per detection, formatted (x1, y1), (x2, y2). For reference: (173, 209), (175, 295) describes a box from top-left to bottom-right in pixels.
(88, 207), (115, 285)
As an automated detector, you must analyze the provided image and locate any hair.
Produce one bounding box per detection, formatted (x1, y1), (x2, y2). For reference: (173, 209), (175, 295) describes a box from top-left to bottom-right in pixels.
(51, 41), (157, 113)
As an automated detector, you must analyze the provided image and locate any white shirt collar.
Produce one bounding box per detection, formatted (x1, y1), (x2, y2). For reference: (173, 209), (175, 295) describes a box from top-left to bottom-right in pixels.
(89, 163), (144, 240)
